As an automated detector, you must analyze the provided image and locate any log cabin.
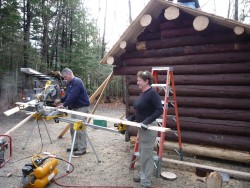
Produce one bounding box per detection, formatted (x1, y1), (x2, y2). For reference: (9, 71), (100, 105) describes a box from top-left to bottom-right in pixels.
(100, 0), (250, 163)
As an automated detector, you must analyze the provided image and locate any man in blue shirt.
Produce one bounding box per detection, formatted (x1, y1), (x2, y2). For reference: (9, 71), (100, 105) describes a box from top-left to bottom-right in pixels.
(56, 68), (90, 156)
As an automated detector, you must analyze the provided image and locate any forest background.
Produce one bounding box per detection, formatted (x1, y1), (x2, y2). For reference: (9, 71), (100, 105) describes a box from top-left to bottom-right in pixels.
(0, 0), (249, 113)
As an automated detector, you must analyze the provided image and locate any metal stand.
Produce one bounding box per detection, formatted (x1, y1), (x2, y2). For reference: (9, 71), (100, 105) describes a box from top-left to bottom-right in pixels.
(23, 116), (52, 149)
(64, 119), (101, 173)
(66, 130), (100, 172)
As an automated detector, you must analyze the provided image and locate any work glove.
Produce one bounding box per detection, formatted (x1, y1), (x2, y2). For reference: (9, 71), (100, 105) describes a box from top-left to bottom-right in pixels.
(140, 123), (148, 131)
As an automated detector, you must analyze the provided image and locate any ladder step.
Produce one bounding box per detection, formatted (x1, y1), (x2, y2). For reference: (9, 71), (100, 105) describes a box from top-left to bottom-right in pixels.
(152, 67), (174, 71)
(151, 84), (166, 87)
(156, 115), (176, 123)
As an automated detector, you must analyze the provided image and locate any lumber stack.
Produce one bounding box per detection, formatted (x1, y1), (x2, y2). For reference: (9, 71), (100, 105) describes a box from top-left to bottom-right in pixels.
(111, 6), (250, 161)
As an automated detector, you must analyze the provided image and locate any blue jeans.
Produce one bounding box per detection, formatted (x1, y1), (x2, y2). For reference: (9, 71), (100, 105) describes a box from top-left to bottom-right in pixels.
(179, 2), (196, 9)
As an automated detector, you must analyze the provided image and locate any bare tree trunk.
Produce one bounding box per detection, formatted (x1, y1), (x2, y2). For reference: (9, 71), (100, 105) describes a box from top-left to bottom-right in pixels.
(41, 0), (49, 67)
(128, 0), (132, 24)
(50, 0), (62, 69)
(227, 0), (231, 18)
(101, 0), (107, 59)
(235, 0), (238, 20)
(69, 9), (73, 65)
(23, 0), (31, 68)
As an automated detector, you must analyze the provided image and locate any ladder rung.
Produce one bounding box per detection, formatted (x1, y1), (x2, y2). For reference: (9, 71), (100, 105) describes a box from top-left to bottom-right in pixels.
(157, 115), (176, 122)
(156, 136), (161, 142)
(151, 84), (166, 87)
(152, 67), (174, 71)
(156, 118), (162, 123)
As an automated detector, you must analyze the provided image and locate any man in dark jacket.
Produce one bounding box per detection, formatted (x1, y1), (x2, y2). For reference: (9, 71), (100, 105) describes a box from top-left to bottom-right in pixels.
(56, 68), (90, 156)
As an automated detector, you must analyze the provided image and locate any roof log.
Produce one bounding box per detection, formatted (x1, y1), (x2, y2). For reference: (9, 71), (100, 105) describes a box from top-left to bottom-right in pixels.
(121, 42), (250, 59)
(123, 51), (250, 66)
(128, 85), (250, 98)
(135, 32), (249, 51)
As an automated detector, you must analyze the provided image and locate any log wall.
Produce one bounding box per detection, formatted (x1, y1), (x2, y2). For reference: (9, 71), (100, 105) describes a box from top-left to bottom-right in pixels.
(112, 9), (250, 152)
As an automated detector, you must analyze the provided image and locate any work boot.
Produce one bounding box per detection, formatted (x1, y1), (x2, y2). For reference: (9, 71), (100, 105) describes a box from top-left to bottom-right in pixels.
(137, 185), (150, 188)
(133, 176), (141, 183)
(66, 148), (78, 152)
(73, 150), (86, 156)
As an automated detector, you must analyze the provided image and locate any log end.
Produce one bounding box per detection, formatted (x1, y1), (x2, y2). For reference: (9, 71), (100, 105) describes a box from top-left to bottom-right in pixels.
(164, 6), (180, 20)
(206, 172), (223, 188)
(140, 14), (152, 27)
(234, 26), (244, 35)
(120, 41), (127, 49)
(107, 56), (114, 65)
(193, 16), (209, 31)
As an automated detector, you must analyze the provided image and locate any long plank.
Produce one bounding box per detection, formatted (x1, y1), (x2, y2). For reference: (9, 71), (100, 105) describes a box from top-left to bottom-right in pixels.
(58, 124), (70, 138)
(3, 113), (34, 136)
(89, 72), (114, 104)
(4, 107), (20, 116)
(58, 109), (170, 132)
(3, 99), (37, 116)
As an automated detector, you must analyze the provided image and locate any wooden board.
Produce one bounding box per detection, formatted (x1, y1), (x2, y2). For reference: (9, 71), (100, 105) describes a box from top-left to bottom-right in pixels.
(58, 109), (170, 132)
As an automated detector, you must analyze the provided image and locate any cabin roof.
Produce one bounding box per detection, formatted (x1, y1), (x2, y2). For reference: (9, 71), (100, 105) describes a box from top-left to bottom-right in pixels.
(100, 0), (250, 64)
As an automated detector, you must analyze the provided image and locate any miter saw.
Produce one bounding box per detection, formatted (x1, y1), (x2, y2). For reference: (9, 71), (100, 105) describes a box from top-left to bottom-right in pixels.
(34, 80), (61, 107)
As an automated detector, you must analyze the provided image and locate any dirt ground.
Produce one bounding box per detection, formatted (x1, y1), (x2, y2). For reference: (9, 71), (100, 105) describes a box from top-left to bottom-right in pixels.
(0, 101), (250, 188)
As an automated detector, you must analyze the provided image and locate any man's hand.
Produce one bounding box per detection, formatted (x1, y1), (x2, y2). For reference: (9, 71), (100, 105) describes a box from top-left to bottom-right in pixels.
(57, 104), (64, 109)
(54, 99), (61, 105)
(140, 123), (148, 131)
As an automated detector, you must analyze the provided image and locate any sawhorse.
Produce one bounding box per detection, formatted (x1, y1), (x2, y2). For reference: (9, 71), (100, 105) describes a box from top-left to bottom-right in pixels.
(23, 113), (52, 150)
(58, 117), (102, 172)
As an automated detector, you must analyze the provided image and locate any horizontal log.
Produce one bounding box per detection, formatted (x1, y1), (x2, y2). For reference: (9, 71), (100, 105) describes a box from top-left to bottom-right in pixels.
(163, 142), (250, 164)
(123, 51), (250, 66)
(128, 85), (250, 98)
(127, 74), (250, 86)
(140, 14), (160, 32)
(121, 42), (250, 59)
(137, 30), (161, 41)
(128, 106), (250, 121)
(135, 32), (250, 51)
(162, 158), (250, 180)
(165, 117), (250, 136)
(160, 10), (194, 29)
(113, 63), (250, 75)
(120, 41), (136, 52)
(166, 131), (250, 151)
(161, 26), (197, 38)
(128, 95), (250, 110)
(160, 19), (192, 30)
(126, 127), (250, 151)
(170, 107), (250, 122)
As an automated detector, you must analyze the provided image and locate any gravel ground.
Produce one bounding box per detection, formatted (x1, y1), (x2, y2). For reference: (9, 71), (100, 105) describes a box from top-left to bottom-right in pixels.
(0, 102), (249, 188)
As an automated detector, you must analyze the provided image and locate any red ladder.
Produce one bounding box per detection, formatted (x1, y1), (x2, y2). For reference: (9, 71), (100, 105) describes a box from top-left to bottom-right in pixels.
(129, 66), (183, 178)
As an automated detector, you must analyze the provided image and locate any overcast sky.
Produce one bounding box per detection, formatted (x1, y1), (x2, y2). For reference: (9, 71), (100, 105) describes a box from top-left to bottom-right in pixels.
(83, 0), (233, 49)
